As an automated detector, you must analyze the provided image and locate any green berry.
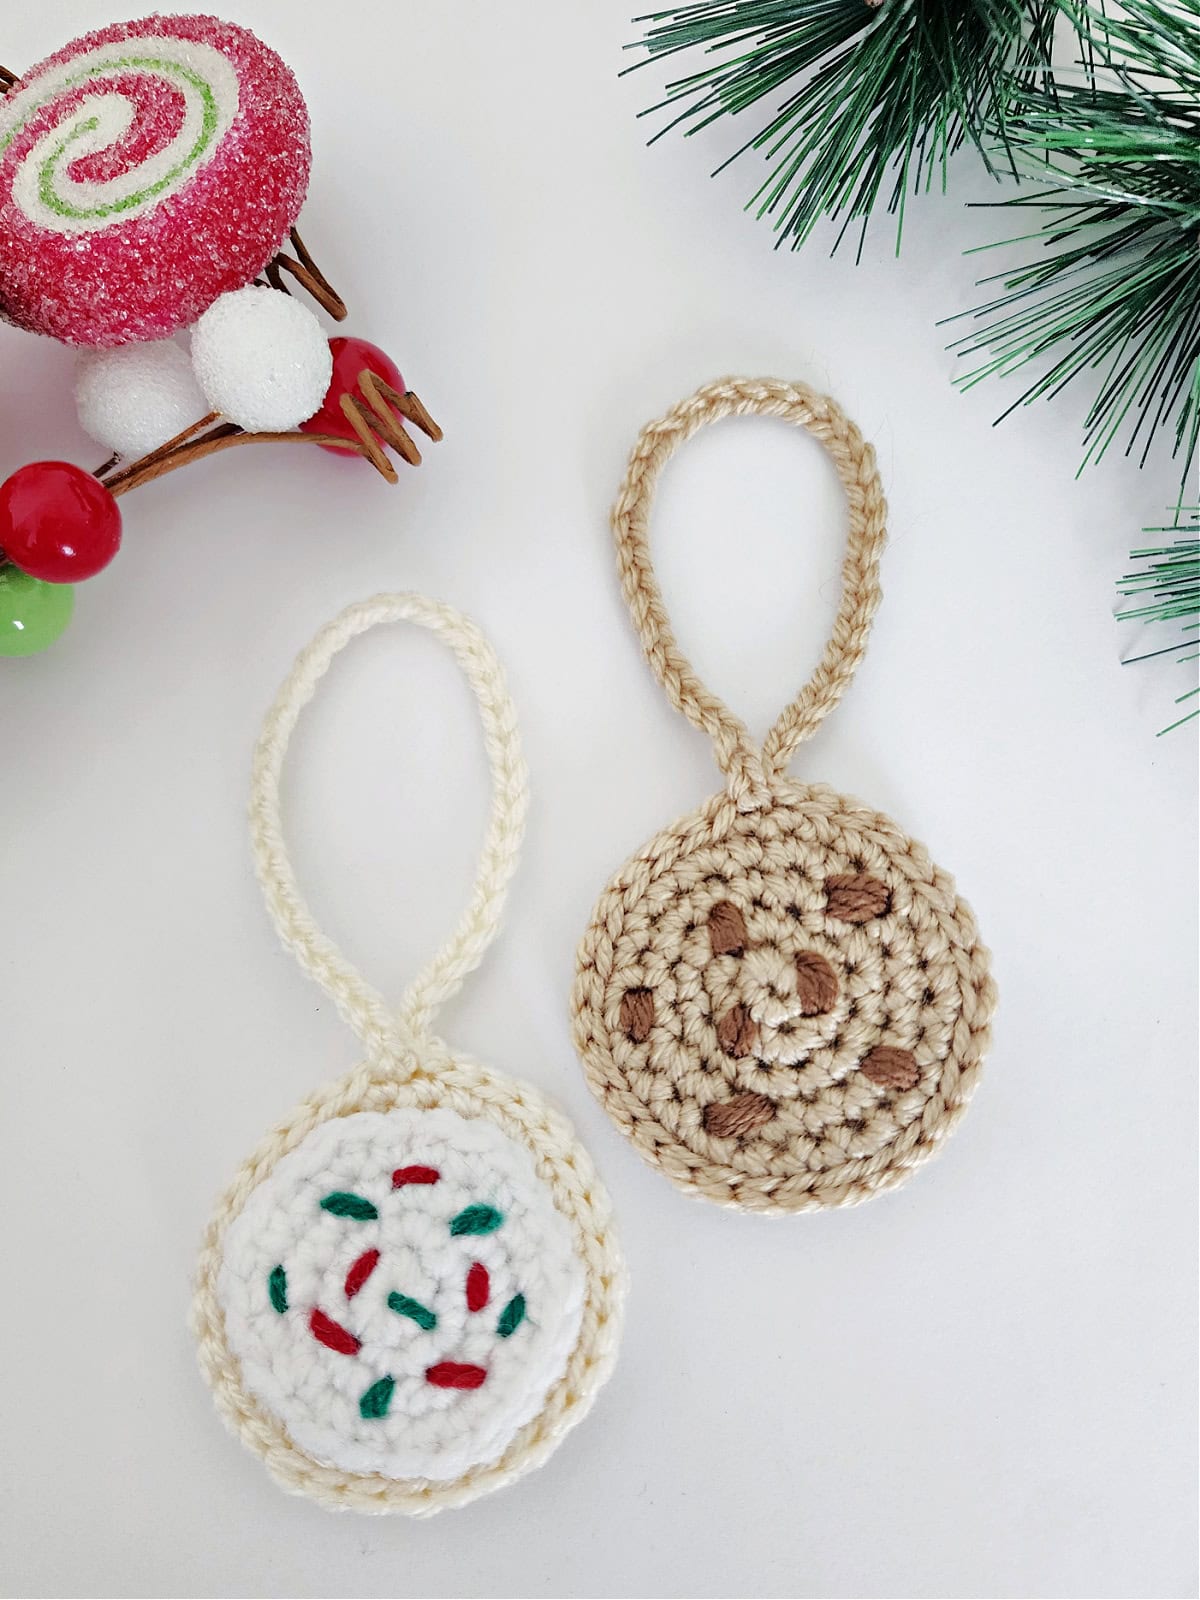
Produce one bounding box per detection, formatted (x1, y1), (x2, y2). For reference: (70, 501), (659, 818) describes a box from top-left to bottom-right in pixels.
(0, 565), (74, 656)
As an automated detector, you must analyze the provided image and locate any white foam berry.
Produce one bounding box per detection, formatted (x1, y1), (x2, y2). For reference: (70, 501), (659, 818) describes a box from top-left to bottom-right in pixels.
(189, 286), (333, 433)
(75, 340), (207, 458)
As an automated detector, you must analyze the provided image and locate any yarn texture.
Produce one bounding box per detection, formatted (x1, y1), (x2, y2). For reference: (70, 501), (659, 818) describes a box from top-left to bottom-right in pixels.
(572, 378), (996, 1215)
(194, 594), (624, 1513)
(219, 1108), (585, 1482)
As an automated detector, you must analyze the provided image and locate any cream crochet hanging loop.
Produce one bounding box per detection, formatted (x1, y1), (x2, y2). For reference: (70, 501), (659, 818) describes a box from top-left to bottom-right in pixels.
(247, 592), (528, 1065)
(574, 377), (996, 1215)
(195, 595), (624, 1515)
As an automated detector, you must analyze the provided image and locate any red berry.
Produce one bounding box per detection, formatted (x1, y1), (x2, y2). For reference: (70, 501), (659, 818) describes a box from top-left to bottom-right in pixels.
(300, 336), (405, 456)
(0, 462), (121, 583)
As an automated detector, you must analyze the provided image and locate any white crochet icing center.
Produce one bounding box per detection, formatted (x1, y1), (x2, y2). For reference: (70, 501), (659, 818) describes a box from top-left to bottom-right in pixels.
(218, 1107), (585, 1481)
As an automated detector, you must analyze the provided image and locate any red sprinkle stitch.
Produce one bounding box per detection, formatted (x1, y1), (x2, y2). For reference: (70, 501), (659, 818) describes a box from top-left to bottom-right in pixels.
(426, 1361), (487, 1390)
(344, 1248), (380, 1300)
(310, 1307), (361, 1356)
(392, 1165), (441, 1188)
(466, 1262), (490, 1312)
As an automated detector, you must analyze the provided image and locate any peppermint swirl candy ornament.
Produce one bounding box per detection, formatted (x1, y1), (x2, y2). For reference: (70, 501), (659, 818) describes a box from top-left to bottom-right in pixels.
(0, 15), (311, 345)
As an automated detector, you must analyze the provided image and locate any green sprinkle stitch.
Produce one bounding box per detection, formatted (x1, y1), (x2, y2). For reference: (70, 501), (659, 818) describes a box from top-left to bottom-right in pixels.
(359, 1376), (395, 1420)
(268, 1265), (288, 1315)
(449, 1204), (504, 1237)
(320, 1192), (378, 1221)
(497, 1294), (526, 1338)
(387, 1292), (437, 1331)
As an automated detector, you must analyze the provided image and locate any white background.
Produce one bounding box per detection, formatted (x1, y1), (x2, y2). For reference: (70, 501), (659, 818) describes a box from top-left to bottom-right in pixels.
(1, 3), (1196, 1597)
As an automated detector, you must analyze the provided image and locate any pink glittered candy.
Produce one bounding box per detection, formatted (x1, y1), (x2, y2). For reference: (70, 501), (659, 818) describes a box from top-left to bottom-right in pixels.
(0, 14), (311, 346)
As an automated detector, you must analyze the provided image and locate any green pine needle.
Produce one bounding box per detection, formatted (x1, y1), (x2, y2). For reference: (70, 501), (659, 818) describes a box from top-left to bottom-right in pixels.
(949, 0), (1200, 480)
(629, 0), (1062, 257)
(1118, 508), (1199, 733)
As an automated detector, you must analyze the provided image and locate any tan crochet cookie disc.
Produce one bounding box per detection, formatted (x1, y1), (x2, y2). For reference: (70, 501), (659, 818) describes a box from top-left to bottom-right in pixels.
(573, 378), (996, 1215)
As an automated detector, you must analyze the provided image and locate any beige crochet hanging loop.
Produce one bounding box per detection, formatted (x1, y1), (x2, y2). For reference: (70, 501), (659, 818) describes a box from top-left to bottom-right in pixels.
(612, 375), (887, 808)
(574, 377), (996, 1215)
(194, 595), (624, 1514)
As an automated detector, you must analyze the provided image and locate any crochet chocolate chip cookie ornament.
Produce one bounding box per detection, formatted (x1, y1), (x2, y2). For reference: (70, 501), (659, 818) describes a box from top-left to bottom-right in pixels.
(573, 378), (996, 1215)
(194, 595), (624, 1513)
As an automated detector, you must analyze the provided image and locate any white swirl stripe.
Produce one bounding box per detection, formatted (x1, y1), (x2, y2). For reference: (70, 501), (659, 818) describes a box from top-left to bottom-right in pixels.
(0, 37), (238, 233)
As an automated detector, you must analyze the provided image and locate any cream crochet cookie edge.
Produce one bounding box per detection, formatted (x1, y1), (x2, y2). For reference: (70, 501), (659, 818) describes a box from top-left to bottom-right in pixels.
(193, 1054), (626, 1515)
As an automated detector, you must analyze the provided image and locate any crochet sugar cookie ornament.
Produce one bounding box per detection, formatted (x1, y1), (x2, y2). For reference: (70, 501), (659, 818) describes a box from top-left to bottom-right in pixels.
(0, 17), (441, 657)
(574, 378), (996, 1215)
(194, 596), (623, 1512)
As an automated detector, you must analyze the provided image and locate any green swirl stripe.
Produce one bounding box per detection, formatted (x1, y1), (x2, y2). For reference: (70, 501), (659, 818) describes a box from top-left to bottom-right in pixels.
(1, 55), (222, 221)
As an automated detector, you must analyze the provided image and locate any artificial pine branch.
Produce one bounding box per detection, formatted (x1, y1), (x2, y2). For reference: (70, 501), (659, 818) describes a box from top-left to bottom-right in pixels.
(1119, 509), (1199, 734)
(630, 0), (1063, 256)
(949, 0), (1200, 480)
